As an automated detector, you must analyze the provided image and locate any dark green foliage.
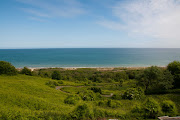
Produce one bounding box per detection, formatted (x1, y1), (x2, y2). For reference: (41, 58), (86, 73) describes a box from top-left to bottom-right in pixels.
(162, 100), (177, 116)
(21, 67), (32, 76)
(122, 87), (144, 100)
(137, 66), (174, 93)
(79, 90), (101, 101)
(64, 95), (80, 105)
(52, 70), (61, 80)
(167, 61), (180, 88)
(90, 87), (102, 94)
(126, 70), (138, 79)
(71, 104), (92, 120)
(112, 94), (122, 100)
(138, 66), (163, 90)
(58, 80), (64, 84)
(160, 70), (174, 90)
(143, 98), (161, 119)
(0, 61), (17, 75)
(119, 79), (123, 87)
(45, 80), (59, 88)
(167, 61), (180, 75)
(115, 71), (129, 81)
(97, 99), (122, 108)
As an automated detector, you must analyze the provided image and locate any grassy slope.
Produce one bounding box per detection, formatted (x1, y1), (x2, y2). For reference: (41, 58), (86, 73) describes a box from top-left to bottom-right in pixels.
(0, 75), (74, 119)
(0, 75), (179, 120)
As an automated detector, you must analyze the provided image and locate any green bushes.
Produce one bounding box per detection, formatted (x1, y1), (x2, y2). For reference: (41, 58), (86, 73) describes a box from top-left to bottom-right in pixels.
(112, 94), (122, 100)
(143, 98), (161, 118)
(20, 67), (32, 76)
(162, 100), (177, 116)
(90, 87), (102, 94)
(64, 95), (80, 105)
(97, 99), (122, 108)
(132, 98), (161, 119)
(45, 80), (59, 88)
(0, 61), (17, 75)
(122, 87), (144, 100)
(137, 66), (174, 94)
(71, 104), (92, 120)
(79, 90), (101, 101)
(167, 61), (180, 88)
(52, 70), (61, 80)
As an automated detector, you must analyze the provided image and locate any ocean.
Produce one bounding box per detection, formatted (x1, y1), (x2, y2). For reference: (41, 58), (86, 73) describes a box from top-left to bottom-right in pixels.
(0, 48), (180, 68)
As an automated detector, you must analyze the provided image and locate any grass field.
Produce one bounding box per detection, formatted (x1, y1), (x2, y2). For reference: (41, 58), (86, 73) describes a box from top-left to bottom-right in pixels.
(0, 74), (179, 120)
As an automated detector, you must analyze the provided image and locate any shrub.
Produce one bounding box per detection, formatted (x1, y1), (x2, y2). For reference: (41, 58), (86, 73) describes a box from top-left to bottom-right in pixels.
(143, 98), (161, 119)
(112, 94), (122, 100)
(45, 80), (59, 88)
(51, 70), (61, 80)
(167, 61), (180, 88)
(64, 95), (80, 105)
(79, 90), (101, 101)
(162, 100), (177, 116)
(122, 87), (144, 100)
(58, 80), (64, 84)
(97, 100), (122, 108)
(71, 104), (92, 120)
(93, 108), (105, 118)
(21, 67), (32, 76)
(90, 87), (102, 94)
(167, 61), (180, 75)
(0, 61), (17, 75)
(115, 72), (129, 81)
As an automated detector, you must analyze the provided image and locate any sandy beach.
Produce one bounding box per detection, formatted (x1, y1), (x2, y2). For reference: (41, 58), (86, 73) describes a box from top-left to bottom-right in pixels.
(17, 66), (166, 71)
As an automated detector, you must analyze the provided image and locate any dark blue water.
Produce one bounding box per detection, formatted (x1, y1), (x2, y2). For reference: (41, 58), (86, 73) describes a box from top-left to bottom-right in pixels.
(0, 48), (180, 68)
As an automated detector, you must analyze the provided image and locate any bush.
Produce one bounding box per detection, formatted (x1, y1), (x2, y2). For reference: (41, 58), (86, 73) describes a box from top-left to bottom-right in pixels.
(122, 87), (144, 100)
(21, 67), (32, 76)
(115, 72), (128, 81)
(0, 61), (17, 75)
(143, 98), (161, 119)
(112, 94), (122, 100)
(51, 71), (61, 80)
(71, 104), (92, 120)
(162, 100), (177, 116)
(79, 90), (101, 101)
(58, 80), (64, 84)
(64, 95), (80, 105)
(45, 80), (59, 88)
(90, 87), (102, 94)
(167, 61), (180, 88)
(97, 100), (122, 108)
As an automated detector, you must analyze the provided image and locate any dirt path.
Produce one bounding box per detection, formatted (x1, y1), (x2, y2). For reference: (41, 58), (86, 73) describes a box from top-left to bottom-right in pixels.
(56, 86), (113, 97)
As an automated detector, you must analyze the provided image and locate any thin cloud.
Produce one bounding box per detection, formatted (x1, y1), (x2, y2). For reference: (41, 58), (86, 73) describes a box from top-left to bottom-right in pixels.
(28, 16), (47, 22)
(16, 0), (86, 19)
(98, 0), (180, 47)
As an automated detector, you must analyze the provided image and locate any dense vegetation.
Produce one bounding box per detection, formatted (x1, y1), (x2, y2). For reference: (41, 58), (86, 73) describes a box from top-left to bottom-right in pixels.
(0, 61), (179, 119)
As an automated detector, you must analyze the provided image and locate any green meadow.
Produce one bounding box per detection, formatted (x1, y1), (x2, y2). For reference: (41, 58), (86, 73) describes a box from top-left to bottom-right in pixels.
(0, 61), (180, 120)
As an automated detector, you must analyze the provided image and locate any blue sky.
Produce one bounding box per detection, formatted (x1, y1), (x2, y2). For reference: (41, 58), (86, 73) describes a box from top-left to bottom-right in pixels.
(1, 0), (180, 48)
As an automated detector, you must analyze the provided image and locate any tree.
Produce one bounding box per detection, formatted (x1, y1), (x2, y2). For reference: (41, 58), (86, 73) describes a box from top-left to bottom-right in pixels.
(0, 61), (17, 75)
(159, 70), (174, 90)
(167, 61), (180, 75)
(167, 61), (180, 88)
(137, 66), (174, 93)
(51, 70), (61, 80)
(138, 66), (163, 91)
(21, 67), (32, 76)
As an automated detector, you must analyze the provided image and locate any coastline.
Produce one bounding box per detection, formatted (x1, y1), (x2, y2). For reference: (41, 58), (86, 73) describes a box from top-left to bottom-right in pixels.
(17, 66), (166, 71)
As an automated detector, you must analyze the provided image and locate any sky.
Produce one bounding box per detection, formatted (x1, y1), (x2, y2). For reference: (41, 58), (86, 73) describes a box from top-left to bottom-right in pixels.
(0, 0), (180, 48)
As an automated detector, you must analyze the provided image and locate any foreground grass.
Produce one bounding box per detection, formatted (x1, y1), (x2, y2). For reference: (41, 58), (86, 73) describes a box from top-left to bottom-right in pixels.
(0, 75), (179, 120)
(0, 75), (74, 119)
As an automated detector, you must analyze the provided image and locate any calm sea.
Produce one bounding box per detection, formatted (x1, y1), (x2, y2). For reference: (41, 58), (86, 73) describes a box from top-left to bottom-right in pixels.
(0, 48), (180, 68)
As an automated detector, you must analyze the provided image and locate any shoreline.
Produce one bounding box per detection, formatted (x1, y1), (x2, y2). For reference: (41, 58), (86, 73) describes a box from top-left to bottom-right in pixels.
(17, 66), (166, 71)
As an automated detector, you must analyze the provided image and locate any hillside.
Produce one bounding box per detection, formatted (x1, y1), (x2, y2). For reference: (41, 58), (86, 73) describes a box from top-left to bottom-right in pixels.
(0, 74), (179, 120)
